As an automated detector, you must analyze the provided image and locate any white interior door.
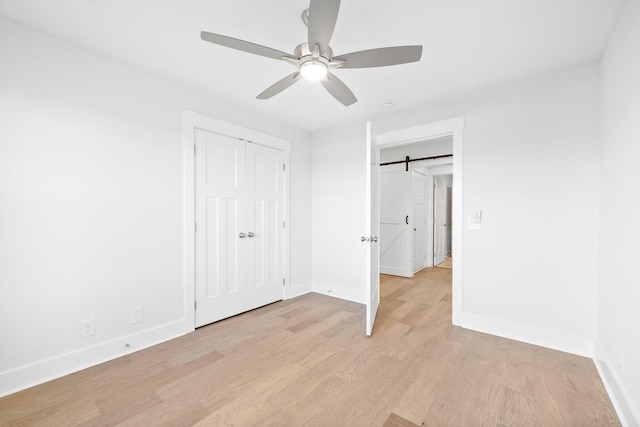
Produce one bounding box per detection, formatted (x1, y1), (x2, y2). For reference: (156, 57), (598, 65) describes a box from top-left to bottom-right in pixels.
(195, 131), (284, 328)
(445, 185), (452, 256)
(379, 165), (412, 277)
(433, 176), (447, 265)
(366, 122), (380, 336)
(411, 170), (427, 272)
(245, 143), (284, 310)
(195, 130), (246, 326)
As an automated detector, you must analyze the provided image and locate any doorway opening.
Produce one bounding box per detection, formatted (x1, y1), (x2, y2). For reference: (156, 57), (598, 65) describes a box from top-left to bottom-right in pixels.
(372, 117), (464, 326)
(379, 136), (453, 277)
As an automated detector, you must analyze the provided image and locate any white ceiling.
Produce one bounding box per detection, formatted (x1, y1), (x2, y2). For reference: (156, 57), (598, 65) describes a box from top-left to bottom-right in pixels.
(0, 0), (625, 133)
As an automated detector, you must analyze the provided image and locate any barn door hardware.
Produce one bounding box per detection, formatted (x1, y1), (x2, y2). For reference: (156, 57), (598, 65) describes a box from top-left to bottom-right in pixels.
(379, 154), (454, 171)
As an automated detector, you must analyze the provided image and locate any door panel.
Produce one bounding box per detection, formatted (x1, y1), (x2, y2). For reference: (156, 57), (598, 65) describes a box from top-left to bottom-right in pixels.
(379, 166), (411, 277)
(446, 186), (452, 256)
(411, 171), (427, 272)
(195, 130), (246, 327)
(433, 176), (447, 265)
(245, 143), (284, 310)
(366, 122), (380, 336)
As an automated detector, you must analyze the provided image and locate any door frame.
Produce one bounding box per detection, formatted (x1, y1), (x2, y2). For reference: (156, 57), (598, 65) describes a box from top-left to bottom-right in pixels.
(182, 110), (291, 332)
(375, 117), (464, 325)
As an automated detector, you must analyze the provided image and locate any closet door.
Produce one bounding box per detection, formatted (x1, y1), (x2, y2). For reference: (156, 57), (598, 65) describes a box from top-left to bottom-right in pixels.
(195, 130), (246, 327)
(245, 143), (284, 310)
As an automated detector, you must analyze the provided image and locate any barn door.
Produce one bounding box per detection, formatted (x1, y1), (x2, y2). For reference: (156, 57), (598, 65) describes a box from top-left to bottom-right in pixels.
(379, 165), (412, 277)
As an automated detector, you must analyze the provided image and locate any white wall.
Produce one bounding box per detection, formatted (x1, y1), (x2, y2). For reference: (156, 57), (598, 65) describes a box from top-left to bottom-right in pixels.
(380, 136), (453, 164)
(598, 0), (640, 424)
(311, 123), (368, 303)
(0, 17), (312, 396)
(312, 61), (601, 356)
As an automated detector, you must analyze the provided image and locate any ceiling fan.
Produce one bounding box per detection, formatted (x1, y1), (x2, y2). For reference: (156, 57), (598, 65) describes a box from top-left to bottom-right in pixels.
(200, 0), (422, 106)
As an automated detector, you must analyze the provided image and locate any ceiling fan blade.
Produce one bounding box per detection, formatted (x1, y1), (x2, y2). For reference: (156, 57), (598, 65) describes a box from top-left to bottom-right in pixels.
(201, 31), (289, 61)
(321, 72), (357, 106)
(256, 72), (301, 100)
(334, 46), (423, 69)
(308, 0), (341, 51)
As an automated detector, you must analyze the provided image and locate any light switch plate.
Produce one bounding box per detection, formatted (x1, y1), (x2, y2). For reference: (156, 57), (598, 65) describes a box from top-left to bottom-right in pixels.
(468, 210), (482, 229)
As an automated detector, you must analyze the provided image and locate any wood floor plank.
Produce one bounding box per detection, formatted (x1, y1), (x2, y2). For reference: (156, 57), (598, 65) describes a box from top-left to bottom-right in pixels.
(0, 269), (620, 426)
(382, 413), (420, 427)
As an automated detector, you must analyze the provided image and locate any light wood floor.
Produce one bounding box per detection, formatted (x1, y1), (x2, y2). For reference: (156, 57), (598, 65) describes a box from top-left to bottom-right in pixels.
(0, 268), (619, 426)
(435, 256), (452, 269)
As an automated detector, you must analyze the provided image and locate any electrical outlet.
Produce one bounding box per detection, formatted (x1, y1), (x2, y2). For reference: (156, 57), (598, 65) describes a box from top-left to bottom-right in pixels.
(131, 306), (143, 324)
(80, 318), (95, 338)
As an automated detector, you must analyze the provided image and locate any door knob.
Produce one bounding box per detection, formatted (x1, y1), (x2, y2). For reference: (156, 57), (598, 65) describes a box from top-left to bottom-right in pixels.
(361, 236), (370, 242)
(248, 232), (254, 238)
(239, 233), (246, 238)
(372, 236), (378, 243)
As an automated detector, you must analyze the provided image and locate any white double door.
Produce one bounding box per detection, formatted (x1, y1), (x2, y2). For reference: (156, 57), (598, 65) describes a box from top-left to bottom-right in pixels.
(195, 130), (284, 327)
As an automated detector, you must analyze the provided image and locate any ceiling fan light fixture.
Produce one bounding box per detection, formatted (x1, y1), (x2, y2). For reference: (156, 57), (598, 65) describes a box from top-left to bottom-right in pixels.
(299, 60), (328, 81)
(201, 0), (423, 106)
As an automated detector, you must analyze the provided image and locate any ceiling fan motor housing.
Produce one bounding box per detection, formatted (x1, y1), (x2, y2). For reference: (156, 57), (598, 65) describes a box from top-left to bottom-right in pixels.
(295, 43), (333, 80)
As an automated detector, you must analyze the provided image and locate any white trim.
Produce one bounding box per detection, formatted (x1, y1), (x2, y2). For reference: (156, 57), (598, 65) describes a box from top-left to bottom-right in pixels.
(406, 157), (453, 170)
(424, 164), (453, 176)
(459, 312), (595, 357)
(312, 281), (366, 305)
(376, 117), (465, 148)
(451, 128), (463, 324)
(286, 281), (313, 299)
(182, 111), (291, 152)
(0, 319), (188, 398)
(380, 266), (411, 276)
(182, 120), (196, 334)
(594, 343), (640, 427)
(182, 110), (292, 330)
(373, 116), (465, 326)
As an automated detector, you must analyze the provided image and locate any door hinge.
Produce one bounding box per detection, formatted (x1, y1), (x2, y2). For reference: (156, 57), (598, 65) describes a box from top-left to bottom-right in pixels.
(195, 223), (197, 233)
(194, 301), (197, 310)
(283, 164), (286, 172)
(283, 278), (285, 286)
(283, 221), (285, 228)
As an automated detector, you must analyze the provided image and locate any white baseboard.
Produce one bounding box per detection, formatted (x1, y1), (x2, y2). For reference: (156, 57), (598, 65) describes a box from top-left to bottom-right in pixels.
(380, 266), (412, 278)
(286, 281), (312, 299)
(312, 281), (366, 304)
(594, 343), (640, 427)
(0, 319), (191, 398)
(458, 312), (595, 358)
